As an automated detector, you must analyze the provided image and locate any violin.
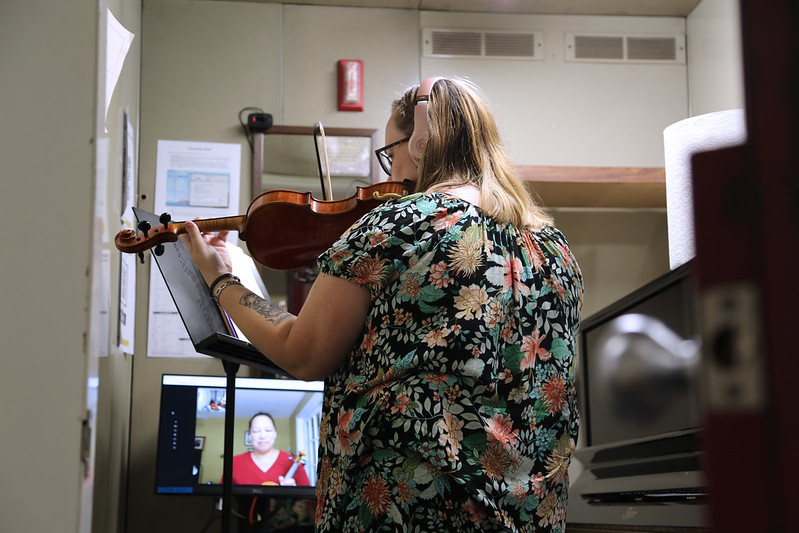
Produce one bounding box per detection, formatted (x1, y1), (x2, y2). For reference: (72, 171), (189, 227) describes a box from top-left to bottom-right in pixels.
(261, 450), (306, 486)
(114, 181), (409, 270)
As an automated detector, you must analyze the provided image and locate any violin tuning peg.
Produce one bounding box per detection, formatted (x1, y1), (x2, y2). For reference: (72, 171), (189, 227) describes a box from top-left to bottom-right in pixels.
(137, 220), (151, 237)
(154, 244), (165, 256)
(159, 212), (172, 225)
(137, 252), (145, 264)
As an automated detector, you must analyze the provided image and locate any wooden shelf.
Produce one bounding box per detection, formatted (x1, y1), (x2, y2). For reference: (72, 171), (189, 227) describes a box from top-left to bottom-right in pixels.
(517, 165), (666, 209)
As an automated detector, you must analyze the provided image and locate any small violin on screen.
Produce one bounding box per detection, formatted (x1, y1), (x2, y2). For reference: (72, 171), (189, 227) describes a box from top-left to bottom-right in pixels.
(262, 450), (306, 486)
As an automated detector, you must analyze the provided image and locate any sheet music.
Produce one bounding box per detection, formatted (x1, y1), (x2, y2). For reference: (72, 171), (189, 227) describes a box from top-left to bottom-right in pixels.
(147, 265), (198, 357)
(146, 232), (219, 358)
(146, 241), (266, 358)
(147, 140), (241, 358)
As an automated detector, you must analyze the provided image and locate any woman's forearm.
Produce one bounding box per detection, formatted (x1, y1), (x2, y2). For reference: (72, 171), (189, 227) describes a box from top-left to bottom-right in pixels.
(213, 273), (370, 381)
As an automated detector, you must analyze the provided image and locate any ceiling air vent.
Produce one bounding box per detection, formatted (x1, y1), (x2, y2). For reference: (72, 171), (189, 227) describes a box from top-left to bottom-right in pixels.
(423, 28), (544, 60)
(566, 33), (685, 63)
(431, 30), (482, 56)
(574, 35), (624, 60)
(627, 37), (679, 61)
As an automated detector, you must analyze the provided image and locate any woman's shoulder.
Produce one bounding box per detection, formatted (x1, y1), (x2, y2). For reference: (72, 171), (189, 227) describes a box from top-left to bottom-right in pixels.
(368, 191), (442, 214)
(232, 451), (252, 464)
(534, 224), (568, 242)
(513, 222), (566, 245)
(342, 192), (458, 236)
(529, 225), (583, 287)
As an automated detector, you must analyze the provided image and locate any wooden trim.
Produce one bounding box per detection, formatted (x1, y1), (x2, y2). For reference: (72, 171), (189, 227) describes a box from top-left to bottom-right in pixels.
(261, 125), (377, 138)
(517, 165), (666, 209)
(517, 166), (665, 184)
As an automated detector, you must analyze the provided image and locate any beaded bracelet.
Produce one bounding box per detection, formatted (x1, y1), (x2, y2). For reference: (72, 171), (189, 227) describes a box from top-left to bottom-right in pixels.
(212, 276), (241, 303)
(208, 273), (235, 297)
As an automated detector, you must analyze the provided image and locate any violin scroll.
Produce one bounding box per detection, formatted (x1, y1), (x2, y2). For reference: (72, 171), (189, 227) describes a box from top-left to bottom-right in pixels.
(114, 219), (180, 255)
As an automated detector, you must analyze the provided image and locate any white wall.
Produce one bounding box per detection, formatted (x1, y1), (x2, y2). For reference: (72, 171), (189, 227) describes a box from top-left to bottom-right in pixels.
(282, 5), (421, 130)
(687, 0), (745, 115)
(421, 11), (688, 167)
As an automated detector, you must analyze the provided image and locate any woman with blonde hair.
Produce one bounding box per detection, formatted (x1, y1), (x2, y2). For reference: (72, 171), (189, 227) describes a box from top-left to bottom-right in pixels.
(390, 77), (552, 229)
(183, 77), (583, 532)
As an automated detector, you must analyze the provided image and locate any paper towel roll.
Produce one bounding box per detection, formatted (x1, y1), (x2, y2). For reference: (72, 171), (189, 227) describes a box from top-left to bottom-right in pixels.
(663, 109), (746, 270)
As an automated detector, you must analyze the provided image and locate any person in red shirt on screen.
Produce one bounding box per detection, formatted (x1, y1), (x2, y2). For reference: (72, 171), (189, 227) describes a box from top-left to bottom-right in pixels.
(229, 412), (310, 486)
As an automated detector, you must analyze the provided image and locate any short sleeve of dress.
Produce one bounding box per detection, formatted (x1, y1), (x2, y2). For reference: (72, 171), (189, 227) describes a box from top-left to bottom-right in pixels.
(316, 201), (409, 300)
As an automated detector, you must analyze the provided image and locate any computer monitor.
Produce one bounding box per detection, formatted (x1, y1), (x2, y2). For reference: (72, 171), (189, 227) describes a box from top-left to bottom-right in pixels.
(155, 374), (323, 499)
(569, 261), (707, 522)
(579, 261), (701, 449)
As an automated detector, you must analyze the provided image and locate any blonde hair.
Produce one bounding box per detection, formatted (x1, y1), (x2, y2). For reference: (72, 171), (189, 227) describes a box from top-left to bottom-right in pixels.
(391, 78), (552, 229)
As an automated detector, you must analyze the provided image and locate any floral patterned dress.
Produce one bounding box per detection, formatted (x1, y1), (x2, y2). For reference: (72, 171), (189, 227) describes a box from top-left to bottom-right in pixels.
(315, 192), (583, 532)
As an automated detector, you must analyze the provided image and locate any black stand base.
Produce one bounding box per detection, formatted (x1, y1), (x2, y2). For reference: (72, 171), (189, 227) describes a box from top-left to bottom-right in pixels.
(234, 497), (315, 533)
(221, 360), (240, 533)
(237, 496), (273, 532)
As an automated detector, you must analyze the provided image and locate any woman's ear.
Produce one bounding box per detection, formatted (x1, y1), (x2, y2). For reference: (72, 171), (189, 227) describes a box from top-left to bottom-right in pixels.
(410, 135), (427, 163)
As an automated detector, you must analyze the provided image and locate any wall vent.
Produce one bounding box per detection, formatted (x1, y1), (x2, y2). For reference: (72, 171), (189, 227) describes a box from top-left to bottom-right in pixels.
(566, 33), (685, 63)
(423, 28), (544, 60)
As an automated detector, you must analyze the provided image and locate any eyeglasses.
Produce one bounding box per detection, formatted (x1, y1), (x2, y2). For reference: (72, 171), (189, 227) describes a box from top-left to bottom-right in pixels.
(374, 136), (410, 176)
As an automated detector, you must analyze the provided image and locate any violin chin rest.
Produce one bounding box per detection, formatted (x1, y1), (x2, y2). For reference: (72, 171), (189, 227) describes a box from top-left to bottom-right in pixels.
(372, 191), (406, 201)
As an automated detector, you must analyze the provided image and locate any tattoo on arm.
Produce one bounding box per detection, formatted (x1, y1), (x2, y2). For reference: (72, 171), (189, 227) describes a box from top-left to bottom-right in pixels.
(239, 292), (291, 325)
